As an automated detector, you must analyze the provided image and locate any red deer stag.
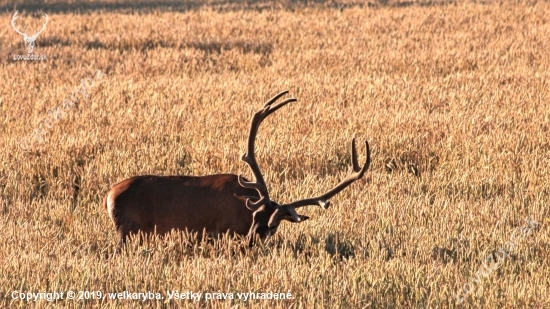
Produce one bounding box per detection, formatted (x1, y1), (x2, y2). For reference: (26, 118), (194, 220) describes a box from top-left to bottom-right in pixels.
(104, 91), (371, 250)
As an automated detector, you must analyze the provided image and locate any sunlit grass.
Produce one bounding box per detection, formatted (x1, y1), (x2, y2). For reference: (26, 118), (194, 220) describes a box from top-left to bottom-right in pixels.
(0, 0), (548, 308)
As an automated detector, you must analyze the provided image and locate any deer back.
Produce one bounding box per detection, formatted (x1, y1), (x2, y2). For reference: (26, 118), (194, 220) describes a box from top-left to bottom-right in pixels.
(105, 174), (258, 239)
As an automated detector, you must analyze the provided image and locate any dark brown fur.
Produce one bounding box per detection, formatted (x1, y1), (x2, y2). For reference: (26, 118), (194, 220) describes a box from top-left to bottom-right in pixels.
(105, 174), (259, 249)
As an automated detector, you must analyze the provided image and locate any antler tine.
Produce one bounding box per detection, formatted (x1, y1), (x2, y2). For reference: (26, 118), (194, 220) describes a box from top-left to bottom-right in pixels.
(238, 91), (296, 210)
(245, 195), (268, 210)
(32, 14), (48, 38)
(263, 90), (289, 108)
(351, 139), (371, 176)
(262, 97), (297, 119)
(11, 11), (26, 36)
(237, 174), (263, 190)
(281, 138), (371, 210)
(11, 11), (19, 24)
(233, 192), (269, 211)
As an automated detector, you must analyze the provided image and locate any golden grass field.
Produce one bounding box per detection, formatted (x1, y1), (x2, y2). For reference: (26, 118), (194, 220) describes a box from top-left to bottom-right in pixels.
(1, 0), (549, 307)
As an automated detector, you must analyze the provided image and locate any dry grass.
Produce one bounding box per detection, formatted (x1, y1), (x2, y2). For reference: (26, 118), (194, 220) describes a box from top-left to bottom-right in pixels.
(1, 0), (549, 307)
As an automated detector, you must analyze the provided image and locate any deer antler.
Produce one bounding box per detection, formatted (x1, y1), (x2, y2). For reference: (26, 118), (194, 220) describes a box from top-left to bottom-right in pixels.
(11, 11), (27, 37)
(28, 13), (49, 40)
(282, 138), (371, 211)
(11, 11), (48, 40)
(238, 91), (297, 210)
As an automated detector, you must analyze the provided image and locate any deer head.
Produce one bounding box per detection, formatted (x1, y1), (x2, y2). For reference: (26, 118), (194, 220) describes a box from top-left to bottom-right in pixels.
(11, 11), (49, 54)
(238, 91), (371, 246)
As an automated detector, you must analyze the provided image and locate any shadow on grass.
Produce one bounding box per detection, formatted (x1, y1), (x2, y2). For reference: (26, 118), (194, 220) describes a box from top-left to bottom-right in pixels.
(2, 0), (457, 15)
(35, 35), (274, 56)
(106, 230), (359, 262)
(285, 232), (356, 260)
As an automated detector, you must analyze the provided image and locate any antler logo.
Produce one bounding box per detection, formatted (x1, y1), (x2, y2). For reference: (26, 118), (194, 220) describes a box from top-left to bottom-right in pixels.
(11, 11), (48, 54)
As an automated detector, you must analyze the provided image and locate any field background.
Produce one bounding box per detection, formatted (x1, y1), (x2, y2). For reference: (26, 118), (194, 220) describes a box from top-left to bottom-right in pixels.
(0, 0), (549, 307)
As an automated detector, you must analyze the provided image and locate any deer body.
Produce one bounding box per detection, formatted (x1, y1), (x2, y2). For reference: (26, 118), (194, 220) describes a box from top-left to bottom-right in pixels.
(105, 91), (371, 250)
(106, 174), (258, 242)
